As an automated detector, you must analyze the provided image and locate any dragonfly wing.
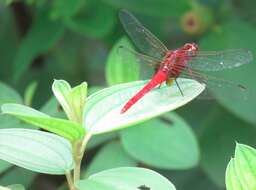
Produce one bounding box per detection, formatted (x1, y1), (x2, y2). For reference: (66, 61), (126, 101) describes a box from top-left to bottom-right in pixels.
(186, 49), (253, 71)
(119, 10), (168, 59)
(118, 46), (162, 79)
(176, 66), (248, 100)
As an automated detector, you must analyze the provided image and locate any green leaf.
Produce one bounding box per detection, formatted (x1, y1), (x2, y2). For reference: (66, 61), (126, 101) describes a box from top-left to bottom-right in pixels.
(52, 80), (88, 124)
(102, 0), (190, 17)
(50, 0), (85, 20)
(233, 144), (256, 189)
(0, 128), (74, 174)
(225, 144), (256, 190)
(0, 82), (22, 105)
(77, 167), (176, 190)
(225, 159), (243, 190)
(7, 184), (25, 190)
(24, 81), (38, 106)
(65, 0), (116, 38)
(106, 37), (140, 85)
(13, 9), (65, 80)
(121, 112), (199, 169)
(84, 79), (205, 134)
(200, 105), (256, 187)
(199, 20), (256, 124)
(1, 103), (85, 141)
(83, 141), (137, 177)
(0, 83), (23, 173)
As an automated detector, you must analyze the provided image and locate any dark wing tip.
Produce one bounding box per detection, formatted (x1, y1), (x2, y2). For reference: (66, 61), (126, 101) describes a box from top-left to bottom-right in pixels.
(238, 84), (247, 91)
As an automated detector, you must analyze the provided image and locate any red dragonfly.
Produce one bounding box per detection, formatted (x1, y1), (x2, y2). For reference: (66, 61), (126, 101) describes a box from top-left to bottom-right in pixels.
(119, 10), (253, 114)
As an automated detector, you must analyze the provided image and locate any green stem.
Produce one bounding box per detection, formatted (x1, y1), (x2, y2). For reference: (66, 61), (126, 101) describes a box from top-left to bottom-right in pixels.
(73, 133), (92, 182)
(66, 172), (77, 190)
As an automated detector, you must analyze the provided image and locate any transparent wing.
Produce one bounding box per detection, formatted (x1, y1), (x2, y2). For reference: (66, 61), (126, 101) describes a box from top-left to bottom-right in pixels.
(118, 46), (161, 79)
(186, 49), (253, 71)
(173, 65), (248, 100)
(119, 9), (168, 59)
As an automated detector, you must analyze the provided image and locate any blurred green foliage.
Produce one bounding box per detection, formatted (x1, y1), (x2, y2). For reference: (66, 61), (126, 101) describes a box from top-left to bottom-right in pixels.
(0, 0), (255, 189)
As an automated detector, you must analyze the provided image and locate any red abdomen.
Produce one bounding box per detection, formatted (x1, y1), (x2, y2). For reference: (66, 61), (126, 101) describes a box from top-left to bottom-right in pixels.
(120, 70), (168, 114)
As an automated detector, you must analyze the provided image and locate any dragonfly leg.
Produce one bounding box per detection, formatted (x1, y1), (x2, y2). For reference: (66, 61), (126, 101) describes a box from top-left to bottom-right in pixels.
(174, 79), (184, 96)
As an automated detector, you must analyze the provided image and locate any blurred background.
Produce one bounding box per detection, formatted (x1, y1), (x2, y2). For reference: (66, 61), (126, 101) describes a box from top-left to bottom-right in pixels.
(0, 0), (256, 189)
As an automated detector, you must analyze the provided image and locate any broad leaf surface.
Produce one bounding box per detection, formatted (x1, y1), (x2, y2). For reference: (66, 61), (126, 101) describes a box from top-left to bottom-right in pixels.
(84, 79), (205, 134)
(77, 167), (176, 190)
(121, 113), (199, 169)
(0, 128), (74, 174)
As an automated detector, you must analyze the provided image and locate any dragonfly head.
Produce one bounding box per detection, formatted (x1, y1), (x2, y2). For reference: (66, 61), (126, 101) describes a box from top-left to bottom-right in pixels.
(182, 43), (198, 57)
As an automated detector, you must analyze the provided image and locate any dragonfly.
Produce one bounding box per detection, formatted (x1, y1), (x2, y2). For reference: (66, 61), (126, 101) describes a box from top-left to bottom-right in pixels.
(119, 10), (253, 114)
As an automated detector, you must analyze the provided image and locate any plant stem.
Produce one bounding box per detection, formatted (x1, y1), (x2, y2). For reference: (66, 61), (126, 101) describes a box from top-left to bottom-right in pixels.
(73, 132), (92, 182)
(66, 172), (77, 190)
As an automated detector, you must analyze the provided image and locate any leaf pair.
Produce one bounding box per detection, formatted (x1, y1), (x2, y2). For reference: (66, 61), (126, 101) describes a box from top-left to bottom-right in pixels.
(52, 80), (87, 124)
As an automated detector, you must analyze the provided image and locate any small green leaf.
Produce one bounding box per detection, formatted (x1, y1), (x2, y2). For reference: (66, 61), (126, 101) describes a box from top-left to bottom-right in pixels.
(77, 167), (176, 190)
(233, 144), (256, 189)
(0, 82), (22, 105)
(1, 103), (85, 141)
(83, 142), (137, 177)
(7, 184), (25, 190)
(24, 81), (38, 106)
(121, 112), (199, 169)
(65, 0), (116, 38)
(13, 9), (65, 80)
(52, 80), (87, 124)
(106, 37), (140, 85)
(84, 79), (205, 134)
(226, 159), (243, 190)
(0, 128), (74, 174)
